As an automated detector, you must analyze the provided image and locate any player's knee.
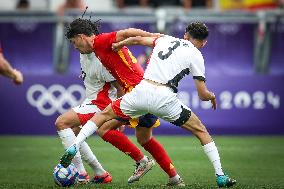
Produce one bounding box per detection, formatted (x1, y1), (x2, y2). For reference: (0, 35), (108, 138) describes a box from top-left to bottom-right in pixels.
(136, 137), (147, 146)
(183, 116), (207, 135)
(72, 126), (81, 136)
(136, 132), (151, 145)
(55, 115), (70, 131)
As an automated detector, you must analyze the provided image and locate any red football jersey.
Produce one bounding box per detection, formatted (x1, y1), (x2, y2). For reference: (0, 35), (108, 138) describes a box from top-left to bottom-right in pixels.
(93, 32), (144, 92)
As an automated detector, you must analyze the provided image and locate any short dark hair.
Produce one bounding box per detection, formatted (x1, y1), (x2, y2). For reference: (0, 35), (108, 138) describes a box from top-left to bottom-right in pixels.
(17, 0), (30, 9)
(66, 18), (100, 39)
(185, 22), (209, 40)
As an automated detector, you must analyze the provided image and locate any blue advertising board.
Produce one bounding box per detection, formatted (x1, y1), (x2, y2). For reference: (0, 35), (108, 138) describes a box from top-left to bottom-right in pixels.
(0, 74), (283, 135)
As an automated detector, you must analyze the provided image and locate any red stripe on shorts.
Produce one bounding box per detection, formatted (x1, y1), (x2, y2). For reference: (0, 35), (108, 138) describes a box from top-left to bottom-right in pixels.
(91, 83), (112, 111)
(111, 98), (130, 119)
(152, 37), (159, 47)
(77, 112), (96, 126)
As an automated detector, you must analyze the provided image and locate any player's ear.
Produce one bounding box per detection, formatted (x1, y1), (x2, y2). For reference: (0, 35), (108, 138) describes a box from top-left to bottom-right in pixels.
(184, 32), (190, 40)
(201, 40), (207, 48)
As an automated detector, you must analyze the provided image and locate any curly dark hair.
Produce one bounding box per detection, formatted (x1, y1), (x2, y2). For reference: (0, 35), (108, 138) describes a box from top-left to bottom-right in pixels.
(66, 18), (100, 39)
(185, 22), (209, 40)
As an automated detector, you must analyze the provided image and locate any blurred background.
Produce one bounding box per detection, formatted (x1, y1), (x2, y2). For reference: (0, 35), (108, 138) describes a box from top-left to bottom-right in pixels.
(0, 1), (284, 188)
(0, 0), (283, 135)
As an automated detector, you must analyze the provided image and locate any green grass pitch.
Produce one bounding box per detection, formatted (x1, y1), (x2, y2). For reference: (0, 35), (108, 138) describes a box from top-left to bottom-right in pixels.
(0, 136), (283, 189)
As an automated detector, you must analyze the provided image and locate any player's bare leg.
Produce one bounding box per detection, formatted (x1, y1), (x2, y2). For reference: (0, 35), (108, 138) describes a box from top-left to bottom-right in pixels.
(96, 119), (123, 137)
(56, 110), (111, 184)
(181, 111), (236, 187)
(136, 127), (184, 186)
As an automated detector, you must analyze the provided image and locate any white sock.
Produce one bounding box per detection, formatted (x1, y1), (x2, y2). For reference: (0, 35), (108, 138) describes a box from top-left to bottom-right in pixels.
(202, 141), (224, 176)
(57, 128), (87, 174)
(138, 155), (148, 164)
(80, 141), (106, 176)
(169, 174), (180, 183)
(72, 153), (87, 174)
(74, 120), (98, 148)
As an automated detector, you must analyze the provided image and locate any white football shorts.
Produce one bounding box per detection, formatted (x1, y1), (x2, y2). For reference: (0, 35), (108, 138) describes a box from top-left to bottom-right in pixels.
(112, 80), (191, 126)
(72, 98), (101, 125)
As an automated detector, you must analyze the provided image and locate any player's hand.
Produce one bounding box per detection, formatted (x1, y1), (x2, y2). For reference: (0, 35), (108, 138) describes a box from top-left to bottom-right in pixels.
(152, 33), (164, 37)
(112, 43), (122, 52)
(12, 69), (23, 85)
(210, 92), (217, 110)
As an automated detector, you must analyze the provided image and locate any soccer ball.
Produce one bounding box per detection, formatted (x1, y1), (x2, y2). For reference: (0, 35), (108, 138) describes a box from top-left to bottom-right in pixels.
(53, 163), (79, 187)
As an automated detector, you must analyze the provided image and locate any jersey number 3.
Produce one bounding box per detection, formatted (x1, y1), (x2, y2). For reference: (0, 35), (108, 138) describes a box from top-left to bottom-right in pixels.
(158, 40), (180, 60)
(80, 68), (87, 81)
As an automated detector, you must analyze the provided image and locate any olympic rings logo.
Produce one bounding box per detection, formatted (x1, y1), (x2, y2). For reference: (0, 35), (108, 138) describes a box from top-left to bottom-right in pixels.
(27, 84), (85, 116)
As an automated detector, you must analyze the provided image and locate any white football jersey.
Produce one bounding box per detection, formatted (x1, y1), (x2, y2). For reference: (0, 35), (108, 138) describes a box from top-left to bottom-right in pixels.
(80, 53), (117, 100)
(144, 35), (205, 92)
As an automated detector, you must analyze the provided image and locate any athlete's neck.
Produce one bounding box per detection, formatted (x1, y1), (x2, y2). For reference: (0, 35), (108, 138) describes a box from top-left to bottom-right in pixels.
(86, 35), (96, 52)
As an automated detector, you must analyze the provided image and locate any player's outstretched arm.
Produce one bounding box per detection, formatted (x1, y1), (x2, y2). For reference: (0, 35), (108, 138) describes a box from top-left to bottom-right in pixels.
(194, 79), (217, 110)
(112, 36), (156, 52)
(0, 53), (23, 85)
(116, 28), (161, 42)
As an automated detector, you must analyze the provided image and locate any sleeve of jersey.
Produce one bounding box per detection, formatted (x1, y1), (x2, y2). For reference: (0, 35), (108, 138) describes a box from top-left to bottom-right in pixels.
(94, 32), (117, 51)
(152, 37), (160, 46)
(191, 55), (206, 82)
(102, 67), (116, 82)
